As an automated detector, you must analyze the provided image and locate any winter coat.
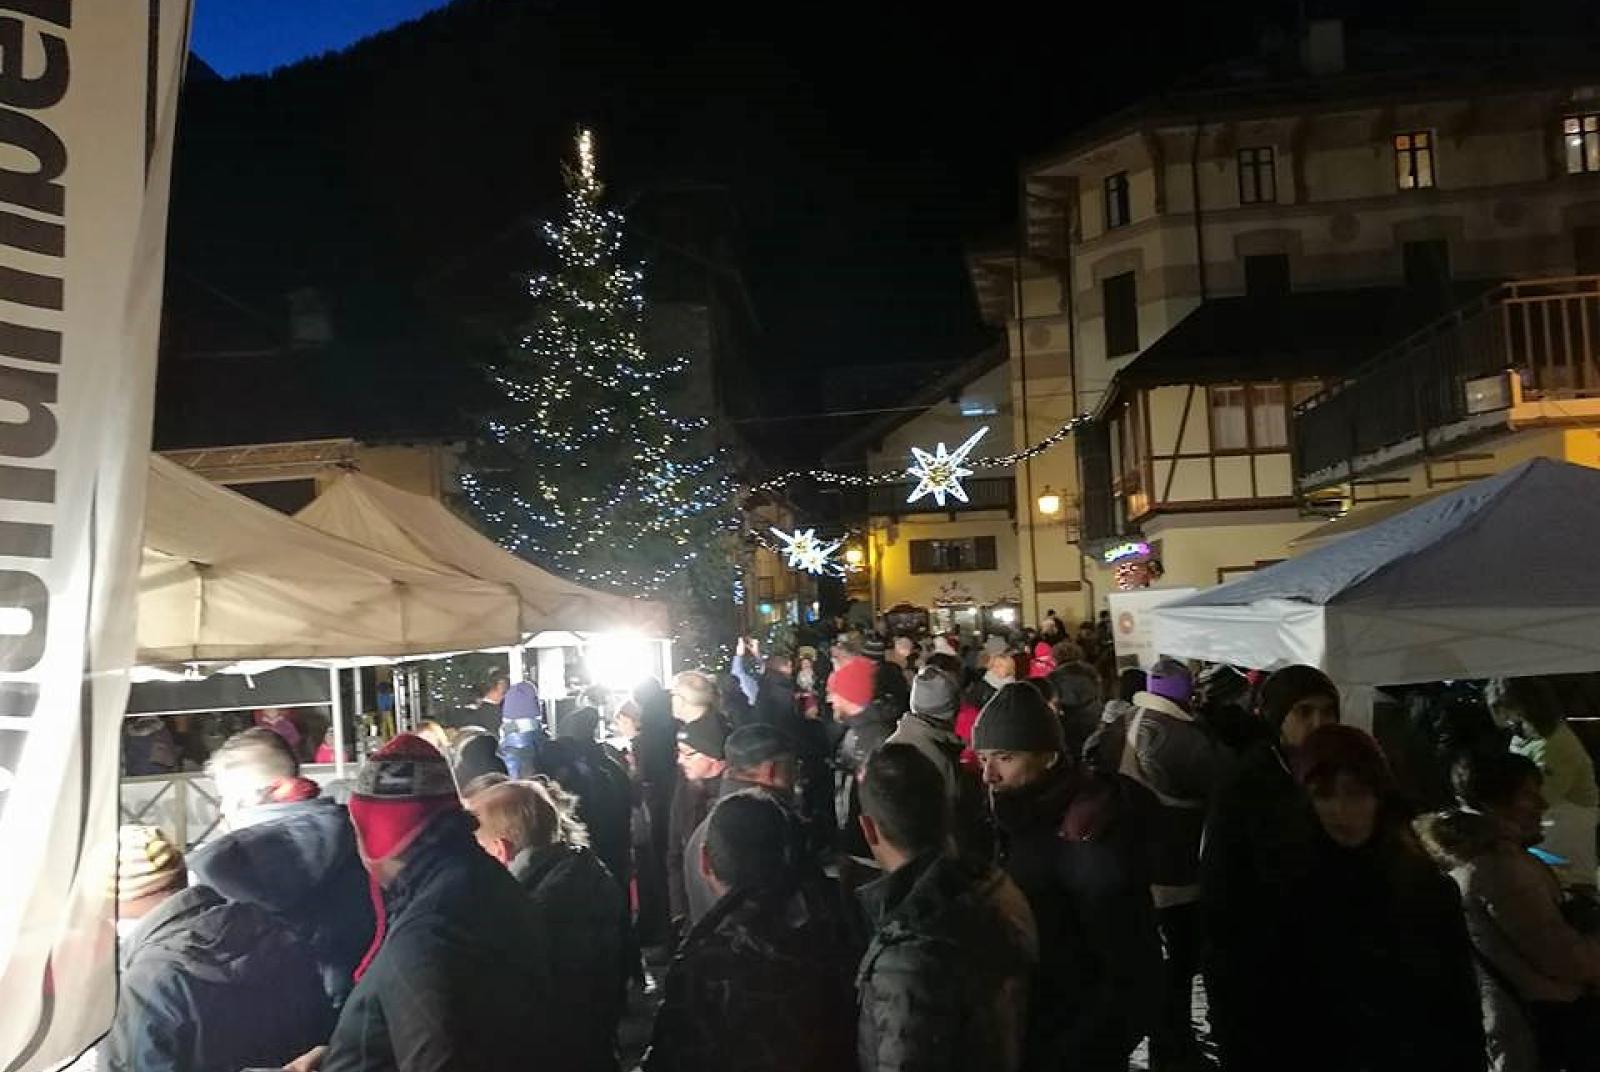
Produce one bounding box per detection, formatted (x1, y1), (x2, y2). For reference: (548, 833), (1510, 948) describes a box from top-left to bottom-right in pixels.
(990, 763), (1163, 1070)
(511, 843), (629, 1071)
(188, 795), (376, 1010)
(1512, 722), (1599, 888)
(645, 883), (858, 1072)
(885, 713), (993, 862)
(1417, 808), (1600, 1071)
(874, 660), (911, 713)
(752, 670), (798, 726)
(106, 886), (332, 1072)
(1089, 690), (1224, 908)
(835, 700), (899, 856)
(684, 779), (796, 923)
(536, 737), (635, 890)
(668, 772), (721, 922)
(1200, 740), (1328, 1072)
(1295, 826), (1486, 1072)
(1048, 662), (1102, 759)
(856, 852), (1038, 1072)
(321, 813), (553, 1072)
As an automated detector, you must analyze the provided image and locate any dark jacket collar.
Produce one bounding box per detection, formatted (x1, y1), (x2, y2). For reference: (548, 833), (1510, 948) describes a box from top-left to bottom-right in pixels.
(857, 851), (941, 926)
(990, 760), (1079, 835)
(384, 811), (478, 914)
(508, 842), (582, 891)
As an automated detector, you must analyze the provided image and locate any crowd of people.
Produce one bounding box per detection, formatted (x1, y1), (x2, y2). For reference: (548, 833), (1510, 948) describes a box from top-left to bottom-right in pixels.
(101, 613), (1600, 1072)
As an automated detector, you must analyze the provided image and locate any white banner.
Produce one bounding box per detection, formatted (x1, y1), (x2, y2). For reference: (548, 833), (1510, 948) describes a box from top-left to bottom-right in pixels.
(1107, 587), (1198, 669)
(0, 4), (193, 1070)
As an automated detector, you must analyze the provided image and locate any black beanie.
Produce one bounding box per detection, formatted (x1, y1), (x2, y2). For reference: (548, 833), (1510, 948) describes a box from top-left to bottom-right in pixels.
(677, 714), (729, 760)
(1258, 665), (1338, 729)
(972, 682), (1065, 754)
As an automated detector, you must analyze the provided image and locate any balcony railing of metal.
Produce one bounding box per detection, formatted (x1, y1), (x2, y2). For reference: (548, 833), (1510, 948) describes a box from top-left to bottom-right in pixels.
(1293, 276), (1600, 487)
(866, 475), (1017, 518)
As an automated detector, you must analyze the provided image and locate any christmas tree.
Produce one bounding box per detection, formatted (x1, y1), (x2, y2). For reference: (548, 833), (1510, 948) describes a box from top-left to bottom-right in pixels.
(462, 130), (738, 650)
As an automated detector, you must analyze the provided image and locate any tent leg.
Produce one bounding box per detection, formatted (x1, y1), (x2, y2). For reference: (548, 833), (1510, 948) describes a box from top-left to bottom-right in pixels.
(508, 644), (526, 685)
(352, 668), (365, 726)
(330, 667), (347, 780)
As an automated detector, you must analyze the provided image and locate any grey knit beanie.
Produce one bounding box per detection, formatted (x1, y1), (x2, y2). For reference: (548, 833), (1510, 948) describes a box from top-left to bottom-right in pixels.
(972, 682), (1064, 754)
(909, 666), (959, 723)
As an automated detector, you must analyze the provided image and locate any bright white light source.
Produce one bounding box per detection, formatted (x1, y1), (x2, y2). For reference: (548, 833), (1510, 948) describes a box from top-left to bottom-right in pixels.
(771, 526), (842, 575)
(585, 632), (652, 691)
(907, 426), (989, 507)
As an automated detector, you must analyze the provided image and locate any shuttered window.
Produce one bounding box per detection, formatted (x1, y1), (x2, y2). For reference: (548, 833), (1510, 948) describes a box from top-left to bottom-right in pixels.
(908, 536), (998, 574)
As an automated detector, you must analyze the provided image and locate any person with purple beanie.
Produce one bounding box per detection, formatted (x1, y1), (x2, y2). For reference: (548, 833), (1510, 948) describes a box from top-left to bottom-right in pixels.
(1096, 657), (1225, 1071)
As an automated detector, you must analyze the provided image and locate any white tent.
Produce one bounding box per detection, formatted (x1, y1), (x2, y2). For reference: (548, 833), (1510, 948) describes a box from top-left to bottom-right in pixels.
(1151, 458), (1600, 689)
(294, 469), (670, 636)
(140, 456), (528, 663)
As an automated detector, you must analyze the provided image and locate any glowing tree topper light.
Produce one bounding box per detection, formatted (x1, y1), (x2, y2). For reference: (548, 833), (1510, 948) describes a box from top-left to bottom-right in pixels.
(770, 527), (842, 575)
(906, 426), (990, 507)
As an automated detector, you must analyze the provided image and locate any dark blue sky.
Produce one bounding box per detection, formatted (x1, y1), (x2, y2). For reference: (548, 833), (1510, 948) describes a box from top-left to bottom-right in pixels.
(192, 0), (451, 77)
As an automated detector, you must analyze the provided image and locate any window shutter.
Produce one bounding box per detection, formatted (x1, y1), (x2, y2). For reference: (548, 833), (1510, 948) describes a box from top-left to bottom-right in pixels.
(975, 536), (998, 570)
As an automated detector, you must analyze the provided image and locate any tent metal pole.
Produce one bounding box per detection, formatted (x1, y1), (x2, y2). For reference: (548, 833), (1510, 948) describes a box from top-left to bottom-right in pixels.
(330, 666), (347, 780)
(352, 667), (365, 726)
(508, 643), (526, 684)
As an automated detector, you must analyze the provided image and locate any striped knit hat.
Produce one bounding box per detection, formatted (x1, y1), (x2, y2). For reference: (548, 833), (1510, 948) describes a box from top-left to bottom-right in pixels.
(117, 825), (186, 905)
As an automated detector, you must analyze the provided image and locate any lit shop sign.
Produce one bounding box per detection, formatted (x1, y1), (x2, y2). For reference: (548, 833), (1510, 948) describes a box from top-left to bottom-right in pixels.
(1103, 541), (1151, 564)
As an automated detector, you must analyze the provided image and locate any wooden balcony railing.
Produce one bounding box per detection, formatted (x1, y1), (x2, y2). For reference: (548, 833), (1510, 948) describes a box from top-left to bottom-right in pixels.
(1294, 276), (1600, 488)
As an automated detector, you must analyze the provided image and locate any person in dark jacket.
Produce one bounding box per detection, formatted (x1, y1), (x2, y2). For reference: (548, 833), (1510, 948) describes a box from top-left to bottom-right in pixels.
(683, 724), (800, 923)
(856, 744), (1038, 1072)
(633, 677), (681, 946)
(189, 727), (375, 1011)
(668, 704), (729, 928)
(1087, 658), (1224, 1070)
(975, 683), (1164, 1072)
(886, 660), (993, 862)
(540, 705), (635, 893)
(498, 680), (548, 779)
(645, 790), (858, 1072)
(107, 824), (331, 1072)
(310, 734), (552, 1072)
(1290, 725), (1486, 1072)
(830, 655), (900, 860)
(470, 778), (629, 1071)
(752, 653), (799, 726)
(1201, 664), (1340, 1072)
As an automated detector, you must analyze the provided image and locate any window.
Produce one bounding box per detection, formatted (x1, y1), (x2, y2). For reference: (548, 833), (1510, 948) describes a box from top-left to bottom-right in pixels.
(1565, 115), (1600, 174)
(1104, 172), (1130, 229)
(1403, 240), (1451, 290)
(1237, 147), (1277, 204)
(1208, 386), (1249, 451)
(1249, 384), (1288, 448)
(1244, 254), (1291, 297)
(1102, 272), (1139, 356)
(908, 536), (998, 574)
(1394, 131), (1435, 190)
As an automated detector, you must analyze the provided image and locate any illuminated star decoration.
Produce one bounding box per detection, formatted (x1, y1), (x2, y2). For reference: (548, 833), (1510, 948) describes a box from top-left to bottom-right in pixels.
(906, 426), (990, 507)
(770, 527), (842, 575)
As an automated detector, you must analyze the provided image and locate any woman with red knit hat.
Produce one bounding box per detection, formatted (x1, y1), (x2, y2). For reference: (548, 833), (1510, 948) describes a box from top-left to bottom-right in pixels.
(1288, 725), (1485, 1072)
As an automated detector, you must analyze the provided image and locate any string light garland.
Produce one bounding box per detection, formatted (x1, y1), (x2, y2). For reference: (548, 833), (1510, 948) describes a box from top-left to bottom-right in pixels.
(461, 128), (738, 595)
(743, 413), (1090, 495)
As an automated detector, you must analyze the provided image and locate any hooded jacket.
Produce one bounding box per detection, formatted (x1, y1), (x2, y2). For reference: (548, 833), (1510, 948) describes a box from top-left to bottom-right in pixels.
(990, 764), (1163, 1070)
(1091, 690), (1224, 908)
(188, 795), (376, 1010)
(645, 882), (858, 1072)
(321, 813), (553, 1072)
(511, 843), (629, 1071)
(1417, 808), (1600, 1005)
(107, 885), (332, 1072)
(857, 852), (1038, 1072)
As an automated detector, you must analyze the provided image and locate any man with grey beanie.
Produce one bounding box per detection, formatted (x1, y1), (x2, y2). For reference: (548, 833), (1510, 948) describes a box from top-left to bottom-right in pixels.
(888, 658), (991, 859)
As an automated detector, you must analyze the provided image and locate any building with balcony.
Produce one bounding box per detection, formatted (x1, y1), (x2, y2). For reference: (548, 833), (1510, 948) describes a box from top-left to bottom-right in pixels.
(972, 22), (1600, 598)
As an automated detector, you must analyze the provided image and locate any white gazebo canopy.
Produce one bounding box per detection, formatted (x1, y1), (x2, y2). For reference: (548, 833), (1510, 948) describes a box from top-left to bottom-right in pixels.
(1151, 458), (1600, 690)
(295, 469), (670, 638)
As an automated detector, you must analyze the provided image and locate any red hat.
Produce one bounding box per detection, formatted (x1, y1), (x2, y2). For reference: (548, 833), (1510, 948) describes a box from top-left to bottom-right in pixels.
(828, 657), (877, 708)
(1292, 724), (1393, 795)
(347, 733), (461, 866)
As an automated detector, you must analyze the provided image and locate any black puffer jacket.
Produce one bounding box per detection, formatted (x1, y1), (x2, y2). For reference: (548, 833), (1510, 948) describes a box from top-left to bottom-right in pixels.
(321, 813), (553, 1072)
(644, 883), (858, 1072)
(991, 764), (1163, 1070)
(106, 886), (332, 1072)
(188, 795), (375, 1010)
(512, 843), (629, 1071)
(753, 670), (798, 726)
(856, 852), (1038, 1072)
(537, 738), (635, 891)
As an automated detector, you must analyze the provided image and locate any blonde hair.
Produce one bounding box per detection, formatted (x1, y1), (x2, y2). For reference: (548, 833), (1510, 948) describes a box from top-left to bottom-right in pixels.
(468, 777), (588, 855)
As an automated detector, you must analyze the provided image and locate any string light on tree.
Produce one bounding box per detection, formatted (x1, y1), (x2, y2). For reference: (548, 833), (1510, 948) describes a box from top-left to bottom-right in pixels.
(770, 527), (842, 575)
(906, 426), (989, 507)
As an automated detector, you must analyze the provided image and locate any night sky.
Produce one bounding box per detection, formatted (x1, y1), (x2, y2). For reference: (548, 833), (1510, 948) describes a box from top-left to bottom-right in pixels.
(178, 0), (1600, 458)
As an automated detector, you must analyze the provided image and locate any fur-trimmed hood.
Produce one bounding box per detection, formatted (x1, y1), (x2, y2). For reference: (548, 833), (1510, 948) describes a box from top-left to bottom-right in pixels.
(1414, 808), (1510, 870)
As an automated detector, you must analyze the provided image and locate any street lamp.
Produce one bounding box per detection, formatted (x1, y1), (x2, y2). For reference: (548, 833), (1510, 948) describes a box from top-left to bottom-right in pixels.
(1036, 485), (1062, 517)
